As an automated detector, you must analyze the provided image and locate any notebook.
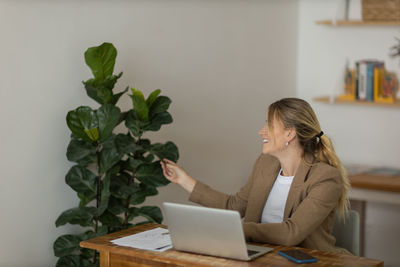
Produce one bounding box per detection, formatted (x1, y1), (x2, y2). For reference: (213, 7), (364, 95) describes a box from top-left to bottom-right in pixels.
(163, 202), (273, 261)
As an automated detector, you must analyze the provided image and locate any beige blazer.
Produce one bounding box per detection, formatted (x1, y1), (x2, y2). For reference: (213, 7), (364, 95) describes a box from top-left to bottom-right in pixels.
(189, 153), (350, 254)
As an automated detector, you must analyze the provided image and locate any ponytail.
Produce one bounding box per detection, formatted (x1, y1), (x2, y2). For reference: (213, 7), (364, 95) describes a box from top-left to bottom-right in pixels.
(316, 135), (350, 218)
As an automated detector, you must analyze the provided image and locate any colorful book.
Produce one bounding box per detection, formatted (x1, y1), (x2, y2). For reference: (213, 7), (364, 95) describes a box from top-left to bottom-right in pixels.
(358, 62), (367, 100)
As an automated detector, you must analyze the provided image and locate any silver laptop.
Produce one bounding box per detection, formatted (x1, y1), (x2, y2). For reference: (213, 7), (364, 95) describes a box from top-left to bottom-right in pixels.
(163, 202), (273, 261)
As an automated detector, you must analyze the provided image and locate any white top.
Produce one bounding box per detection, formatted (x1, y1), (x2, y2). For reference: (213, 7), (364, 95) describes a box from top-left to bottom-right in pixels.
(261, 169), (294, 223)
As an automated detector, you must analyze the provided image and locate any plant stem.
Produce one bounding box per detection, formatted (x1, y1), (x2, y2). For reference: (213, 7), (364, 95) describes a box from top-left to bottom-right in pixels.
(123, 135), (142, 226)
(123, 172), (133, 226)
(93, 149), (102, 264)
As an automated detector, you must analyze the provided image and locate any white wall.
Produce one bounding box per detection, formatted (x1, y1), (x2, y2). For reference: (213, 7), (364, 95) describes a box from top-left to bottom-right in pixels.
(297, 1), (400, 266)
(0, 1), (298, 266)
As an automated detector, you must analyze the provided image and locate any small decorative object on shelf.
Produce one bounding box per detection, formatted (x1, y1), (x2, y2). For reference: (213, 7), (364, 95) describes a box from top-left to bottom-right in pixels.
(378, 72), (398, 103)
(338, 67), (356, 101)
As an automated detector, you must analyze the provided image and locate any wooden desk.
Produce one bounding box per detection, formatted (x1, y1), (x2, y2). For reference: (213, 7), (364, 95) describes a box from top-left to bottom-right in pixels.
(81, 223), (383, 267)
(349, 173), (400, 256)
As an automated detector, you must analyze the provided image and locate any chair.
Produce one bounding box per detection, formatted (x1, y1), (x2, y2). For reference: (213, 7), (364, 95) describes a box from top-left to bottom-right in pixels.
(332, 210), (360, 256)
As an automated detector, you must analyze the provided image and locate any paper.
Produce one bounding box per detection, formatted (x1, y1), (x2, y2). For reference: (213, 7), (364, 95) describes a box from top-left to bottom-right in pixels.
(111, 227), (172, 252)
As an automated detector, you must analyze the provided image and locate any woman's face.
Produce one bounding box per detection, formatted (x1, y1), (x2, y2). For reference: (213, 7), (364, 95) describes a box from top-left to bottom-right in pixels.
(258, 116), (291, 155)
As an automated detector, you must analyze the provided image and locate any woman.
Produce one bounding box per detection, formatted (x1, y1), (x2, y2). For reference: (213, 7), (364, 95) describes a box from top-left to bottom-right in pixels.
(160, 98), (351, 254)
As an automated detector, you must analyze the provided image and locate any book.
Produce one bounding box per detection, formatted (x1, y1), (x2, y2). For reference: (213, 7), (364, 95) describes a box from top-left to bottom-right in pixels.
(358, 61), (367, 100)
(355, 61), (359, 99)
(366, 62), (373, 101)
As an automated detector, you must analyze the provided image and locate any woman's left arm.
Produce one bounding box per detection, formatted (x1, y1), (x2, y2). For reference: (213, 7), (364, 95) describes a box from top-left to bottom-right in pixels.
(243, 171), (342, 246)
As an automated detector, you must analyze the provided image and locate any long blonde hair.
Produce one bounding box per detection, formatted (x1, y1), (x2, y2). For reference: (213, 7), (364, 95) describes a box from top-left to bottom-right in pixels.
(267, 98), (350, 217)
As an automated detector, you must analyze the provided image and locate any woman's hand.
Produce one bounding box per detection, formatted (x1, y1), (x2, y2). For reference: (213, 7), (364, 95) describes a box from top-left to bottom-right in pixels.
(160, 158), (196, 193)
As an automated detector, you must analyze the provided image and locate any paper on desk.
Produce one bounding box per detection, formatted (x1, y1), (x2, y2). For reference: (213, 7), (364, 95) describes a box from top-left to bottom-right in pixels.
(111, 227), (172, 252)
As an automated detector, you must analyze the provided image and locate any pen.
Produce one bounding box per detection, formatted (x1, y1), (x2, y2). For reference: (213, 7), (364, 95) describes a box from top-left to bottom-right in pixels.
(162, 232), (170, 235)
(155, 244), (171, 250)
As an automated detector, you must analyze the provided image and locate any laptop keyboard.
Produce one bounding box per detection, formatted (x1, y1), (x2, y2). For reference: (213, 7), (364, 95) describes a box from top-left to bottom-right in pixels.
(247, 249), (259, 256)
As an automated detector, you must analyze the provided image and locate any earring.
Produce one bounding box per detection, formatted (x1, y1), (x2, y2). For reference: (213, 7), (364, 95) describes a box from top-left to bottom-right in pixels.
(285, 141), (289, 146)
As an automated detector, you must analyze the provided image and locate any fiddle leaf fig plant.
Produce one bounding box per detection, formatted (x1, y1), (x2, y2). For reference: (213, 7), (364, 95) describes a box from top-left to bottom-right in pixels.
(54, 42), (179, 267)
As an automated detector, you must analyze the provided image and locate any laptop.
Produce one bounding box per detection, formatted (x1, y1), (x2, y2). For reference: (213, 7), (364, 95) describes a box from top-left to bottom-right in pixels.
(163, 202), (273, 261)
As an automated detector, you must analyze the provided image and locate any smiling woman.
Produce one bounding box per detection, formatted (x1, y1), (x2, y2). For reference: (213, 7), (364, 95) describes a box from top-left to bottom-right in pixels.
(161, 97), (351, 254)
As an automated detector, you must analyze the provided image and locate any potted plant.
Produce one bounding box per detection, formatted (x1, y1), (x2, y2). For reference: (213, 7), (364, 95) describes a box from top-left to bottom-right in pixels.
(53, 42), (179, 266)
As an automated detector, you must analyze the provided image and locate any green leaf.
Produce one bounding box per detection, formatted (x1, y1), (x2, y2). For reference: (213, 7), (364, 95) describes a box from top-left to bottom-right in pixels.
(143, 111), (173, 132)
(149, 96), (171, 117)
(81, 225), (108, 242)
(137, 139), (151, 150)
(125, 110), (147, 137)
(56, 255), (80, 267)
(146, 89), (161, 108)
(130, 183), (158, 205)
(53, 234), (82, 257)
(101, 72), (122, 91)
(96, 104), (121, 142)
(107, 196), (127, 215)
(128, 157), (143, 169)
(56, 255), (94, 267)
(144, 154), (155, 163)
(80, 248), (95, 260)
(151, 141), (179, 162)
(127, 207), (140, 222)
(114, 134), (140, 155)
(130, 88), (149, 121)
(78, 192), (94, 208)
(84, 42), (117, 81)
(139, 206), (163, 224)
(136, 161), (169, 187)
(95, 225), (109, 237)
(110, 173), (138, 200)
(66, 139), (97, 166)
(99, 136), (123, 174)
(80, 258), (96, 267)
(55, 207), (94, 227)
(111, 86), (129, 106)
(83, 79), (112, 105)
(66, 106), (98, 143)
(129, 193), (145, 205)
(99, 210), (123, 227)
(65, 166), (97, 200)
(83, 73), (122, 105)
(84, 128), (99, 142)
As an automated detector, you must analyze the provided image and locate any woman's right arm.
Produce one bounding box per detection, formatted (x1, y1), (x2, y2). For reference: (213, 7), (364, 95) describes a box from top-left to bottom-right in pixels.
(160, 155), (264, 217)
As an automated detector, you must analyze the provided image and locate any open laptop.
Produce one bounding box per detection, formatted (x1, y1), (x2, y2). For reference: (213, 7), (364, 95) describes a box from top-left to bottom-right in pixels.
(163, 202), (273, 261)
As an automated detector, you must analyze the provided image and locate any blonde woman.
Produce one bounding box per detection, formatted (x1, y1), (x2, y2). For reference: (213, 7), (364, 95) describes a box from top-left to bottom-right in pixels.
(161, 98), (351, 254)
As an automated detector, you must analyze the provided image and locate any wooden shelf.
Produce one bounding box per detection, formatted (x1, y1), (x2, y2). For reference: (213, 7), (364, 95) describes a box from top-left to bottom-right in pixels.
(315, 20), (400, 26)
(313, 96), (400, 108)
